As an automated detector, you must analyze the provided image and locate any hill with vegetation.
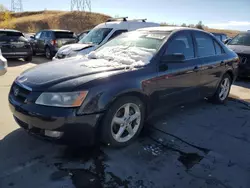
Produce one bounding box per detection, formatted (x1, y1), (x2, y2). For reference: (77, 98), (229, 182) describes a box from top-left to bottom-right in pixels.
(0, 10), (240, 37)
(0, 10), (111, 33)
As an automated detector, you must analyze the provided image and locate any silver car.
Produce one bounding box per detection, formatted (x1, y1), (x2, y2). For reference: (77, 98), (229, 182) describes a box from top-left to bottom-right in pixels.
(0, 49), (7, 76)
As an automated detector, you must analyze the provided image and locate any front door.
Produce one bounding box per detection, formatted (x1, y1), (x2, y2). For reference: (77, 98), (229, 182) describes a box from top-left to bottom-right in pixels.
(156, 31), (201, 107)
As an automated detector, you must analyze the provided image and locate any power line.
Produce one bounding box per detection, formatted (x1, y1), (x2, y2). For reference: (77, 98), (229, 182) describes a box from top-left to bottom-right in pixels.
(11, 0), (23, 12)
(71, 0), (91, 12)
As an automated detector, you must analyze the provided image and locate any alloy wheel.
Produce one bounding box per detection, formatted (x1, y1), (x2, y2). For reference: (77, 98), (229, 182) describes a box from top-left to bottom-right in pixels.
(219, 77), (230, 101)
(111, 103), (141, 143)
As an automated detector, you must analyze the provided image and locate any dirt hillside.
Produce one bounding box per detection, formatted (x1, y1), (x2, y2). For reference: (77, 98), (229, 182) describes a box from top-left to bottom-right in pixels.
(0, 10), (111, 33)
(0, 10), (240, 37)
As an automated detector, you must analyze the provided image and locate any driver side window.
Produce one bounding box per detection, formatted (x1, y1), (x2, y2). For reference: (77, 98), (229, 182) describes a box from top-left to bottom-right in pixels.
(165, 32), (195, 60)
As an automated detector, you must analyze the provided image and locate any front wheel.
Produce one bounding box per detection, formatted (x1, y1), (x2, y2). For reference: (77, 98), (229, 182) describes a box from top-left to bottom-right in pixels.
(45, 47), (53, 59)
(101, 96), (145, 147)
(210, 74), (232, 104)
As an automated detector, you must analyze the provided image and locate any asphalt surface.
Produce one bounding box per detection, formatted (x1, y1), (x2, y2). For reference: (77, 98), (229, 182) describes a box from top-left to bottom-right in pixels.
(0, 57), (250, 188)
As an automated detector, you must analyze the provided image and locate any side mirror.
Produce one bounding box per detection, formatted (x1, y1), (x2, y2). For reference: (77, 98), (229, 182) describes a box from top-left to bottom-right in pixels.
(161, 53), (185, 63)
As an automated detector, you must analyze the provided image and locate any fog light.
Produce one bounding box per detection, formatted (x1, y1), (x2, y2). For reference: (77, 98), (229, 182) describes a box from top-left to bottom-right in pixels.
(45, 130), (63, 138)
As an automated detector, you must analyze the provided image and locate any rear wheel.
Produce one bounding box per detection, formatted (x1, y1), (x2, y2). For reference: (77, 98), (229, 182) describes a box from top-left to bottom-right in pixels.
(25, 55), (32, 62)
(210, 74), (232, 104)
(101, 96), (145, 147)
(45, 47), (53, 59)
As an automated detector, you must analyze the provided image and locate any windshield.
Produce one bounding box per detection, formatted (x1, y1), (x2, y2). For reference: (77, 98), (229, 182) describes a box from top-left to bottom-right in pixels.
(86, 31), (168, 67)
(79, 28), (112, 45)
(228, 33), (250, 46)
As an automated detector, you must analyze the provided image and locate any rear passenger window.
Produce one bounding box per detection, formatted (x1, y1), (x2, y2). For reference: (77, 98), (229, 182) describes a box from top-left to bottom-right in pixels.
(214, 41), (223, 55)
(166, 32), (194, 60)
(194, 32), (216, 57)
(109, 30), (128, 41)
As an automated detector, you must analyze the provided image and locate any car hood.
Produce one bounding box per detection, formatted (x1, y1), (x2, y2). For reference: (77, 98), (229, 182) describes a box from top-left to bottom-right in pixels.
(58, 43), (95, 54)
(227, 45), (250, 54)
(16, 57), (129, 91)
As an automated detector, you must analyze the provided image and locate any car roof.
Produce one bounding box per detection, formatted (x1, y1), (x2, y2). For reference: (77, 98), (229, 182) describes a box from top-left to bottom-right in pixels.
(0, 29), (22, 33)
(94, 20), (160, 31)
(137, 26), (212, 34)
(41, 29), (73, 32)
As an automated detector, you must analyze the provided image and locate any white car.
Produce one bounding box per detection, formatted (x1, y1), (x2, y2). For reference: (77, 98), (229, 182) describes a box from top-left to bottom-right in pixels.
(0, 49), (7, 76)
(53, 17), (159, 60)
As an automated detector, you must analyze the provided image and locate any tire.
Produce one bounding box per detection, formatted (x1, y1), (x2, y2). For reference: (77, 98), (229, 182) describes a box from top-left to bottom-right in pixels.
(25, 55), (32, 62)
(45, 47), (53, 59)
(209, 73), (232, 104)
(101, 96), (145, 147)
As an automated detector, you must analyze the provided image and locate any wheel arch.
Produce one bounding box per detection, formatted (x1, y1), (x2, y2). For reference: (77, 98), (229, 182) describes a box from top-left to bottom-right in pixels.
(225, 69), (234, 82)
(107, 90), (150, 115)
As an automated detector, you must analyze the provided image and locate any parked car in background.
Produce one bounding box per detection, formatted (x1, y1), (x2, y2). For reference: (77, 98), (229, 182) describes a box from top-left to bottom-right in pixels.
(77, 30), (90, 41)
(224, 37), (232, 44)
(0, 29), (33, 61)
(227, 32), (250, 77)
(53, 17), (160, 60)
(9, 27), (238, 147)
(212, 32), (228, 43)
(30, 29), (77, 59)
(24, 33), (36, 40)
(0, 49), (7, 76)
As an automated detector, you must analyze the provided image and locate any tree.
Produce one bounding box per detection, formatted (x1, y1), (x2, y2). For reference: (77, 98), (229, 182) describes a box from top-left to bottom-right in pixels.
(181, 23), (187, 27)
(0, 4), (15, 29)
(196, 21), (204, 30)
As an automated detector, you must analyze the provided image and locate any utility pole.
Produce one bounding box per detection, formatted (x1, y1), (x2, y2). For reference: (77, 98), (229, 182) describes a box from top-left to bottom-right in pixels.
(11, 0), (23, 12)
(71, 0), (91, 12)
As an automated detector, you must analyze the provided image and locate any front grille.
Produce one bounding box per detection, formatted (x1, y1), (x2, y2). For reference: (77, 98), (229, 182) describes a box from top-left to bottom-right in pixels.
(11, 83), (31, 103)
(14, 116), (44, 135)
(237, 53), (250, 65)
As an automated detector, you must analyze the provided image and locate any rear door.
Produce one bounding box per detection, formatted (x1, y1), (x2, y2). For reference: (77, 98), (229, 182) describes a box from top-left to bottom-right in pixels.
(54, 31), (76, 48)
(37, 31), (46, 52)
(11, 35), (30, 56)
(0, 32), (13, 57)
(156, 30), (202, 107)
(193, 31), (226, 97)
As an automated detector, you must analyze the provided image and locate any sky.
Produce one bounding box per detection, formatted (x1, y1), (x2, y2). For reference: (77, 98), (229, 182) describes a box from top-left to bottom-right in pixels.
(1, 0), (250, 31)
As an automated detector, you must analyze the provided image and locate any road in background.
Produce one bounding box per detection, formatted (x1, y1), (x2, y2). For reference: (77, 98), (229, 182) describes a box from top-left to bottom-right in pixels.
(0, 57), (250, 188)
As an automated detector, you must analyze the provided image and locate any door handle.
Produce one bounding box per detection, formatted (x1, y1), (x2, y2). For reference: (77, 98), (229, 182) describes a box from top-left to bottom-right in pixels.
(193, 66), (199, 72)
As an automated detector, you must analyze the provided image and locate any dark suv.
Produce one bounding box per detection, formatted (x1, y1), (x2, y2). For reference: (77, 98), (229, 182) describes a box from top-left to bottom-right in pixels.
(227, 32), (250, 77)
(212, 33), (228, 43)
(9, 27), (238, 147)
(0, 29), (33, 61)
(30, 30), (77, 59)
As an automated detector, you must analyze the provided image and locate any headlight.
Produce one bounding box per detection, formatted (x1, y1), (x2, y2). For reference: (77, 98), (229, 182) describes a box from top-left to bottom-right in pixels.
(35, 91), (88, 107)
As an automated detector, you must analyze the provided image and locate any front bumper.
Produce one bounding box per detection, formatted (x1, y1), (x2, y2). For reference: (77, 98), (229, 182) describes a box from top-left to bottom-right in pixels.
(9, 98), (103, 145)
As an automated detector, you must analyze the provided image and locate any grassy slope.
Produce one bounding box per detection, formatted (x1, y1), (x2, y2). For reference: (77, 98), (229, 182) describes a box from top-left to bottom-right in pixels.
(0, 11), (111, 33)
(0, 10), (240, 37)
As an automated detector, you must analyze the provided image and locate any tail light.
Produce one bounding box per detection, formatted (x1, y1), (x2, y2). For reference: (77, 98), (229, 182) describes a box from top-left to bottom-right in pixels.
(50, 40), (57, 46)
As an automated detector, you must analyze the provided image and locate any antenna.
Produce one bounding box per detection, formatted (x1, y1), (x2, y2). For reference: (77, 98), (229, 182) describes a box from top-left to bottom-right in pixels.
(11, 0), (23, 12)
(71, 0), (91, 12)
